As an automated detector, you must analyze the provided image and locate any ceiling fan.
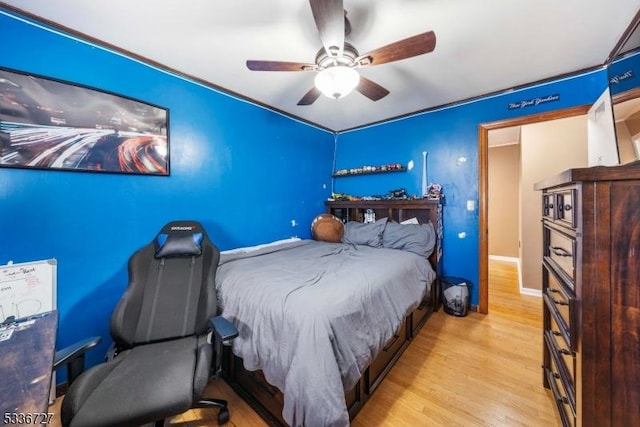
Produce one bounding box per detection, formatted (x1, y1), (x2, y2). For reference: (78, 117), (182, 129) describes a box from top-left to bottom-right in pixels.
(246, 0), (436, 105)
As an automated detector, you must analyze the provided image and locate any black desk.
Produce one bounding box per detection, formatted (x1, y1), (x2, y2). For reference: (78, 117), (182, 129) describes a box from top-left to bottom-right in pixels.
(0, 311), (58, 419)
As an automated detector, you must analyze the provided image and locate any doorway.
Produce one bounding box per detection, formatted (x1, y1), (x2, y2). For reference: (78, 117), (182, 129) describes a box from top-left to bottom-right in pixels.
(487, 131), (522, 292)
(477, 105), (590, 314)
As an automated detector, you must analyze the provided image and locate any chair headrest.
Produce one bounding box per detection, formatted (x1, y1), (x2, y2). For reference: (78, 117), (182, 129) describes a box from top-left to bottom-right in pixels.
(154, 221), (206, 258)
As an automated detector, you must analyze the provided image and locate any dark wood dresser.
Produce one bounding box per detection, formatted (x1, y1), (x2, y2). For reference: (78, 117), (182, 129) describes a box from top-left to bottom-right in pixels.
(534, 162), (640, 427)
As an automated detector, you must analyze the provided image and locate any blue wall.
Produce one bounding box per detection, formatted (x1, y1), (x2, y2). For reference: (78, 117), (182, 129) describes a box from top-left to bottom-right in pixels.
(333, 70), (608, 306)
(609, 50), (640, 96)
(1, 7), (614, 382)
(0, 10), (334, 376)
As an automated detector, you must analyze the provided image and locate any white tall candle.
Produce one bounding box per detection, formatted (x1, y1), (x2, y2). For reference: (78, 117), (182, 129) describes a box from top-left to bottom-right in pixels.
(422, 151), (428, 196)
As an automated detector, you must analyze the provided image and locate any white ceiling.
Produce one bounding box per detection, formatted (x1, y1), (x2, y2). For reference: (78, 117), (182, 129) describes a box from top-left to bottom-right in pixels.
(2, 0), (639, 132)
(489, 127), (521, 147)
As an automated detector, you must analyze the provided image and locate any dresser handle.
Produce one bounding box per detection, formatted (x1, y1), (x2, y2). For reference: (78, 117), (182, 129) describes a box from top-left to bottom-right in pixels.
(550, 246), (571, 257)
(550, 330), (572, 354)
(552, 298), (569, 306)
(563, 204), (572, 211)
(383, 333), (400, 351)
(548, 289), (568, 306)
(548, 287), (567, 302)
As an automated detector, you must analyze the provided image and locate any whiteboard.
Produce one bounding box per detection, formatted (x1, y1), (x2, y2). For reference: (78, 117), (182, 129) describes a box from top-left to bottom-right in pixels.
(0, 259), (56, 322)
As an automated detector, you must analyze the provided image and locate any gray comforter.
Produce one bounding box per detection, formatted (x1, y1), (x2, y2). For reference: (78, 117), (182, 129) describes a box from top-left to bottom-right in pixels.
(216, 239), (435, 427)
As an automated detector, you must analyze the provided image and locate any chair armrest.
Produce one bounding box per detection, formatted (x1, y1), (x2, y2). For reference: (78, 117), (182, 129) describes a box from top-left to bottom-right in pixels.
(209, 316), (238, 342)
(209, 316), (237, 378)
(53, 336), (102, 368)
(53, 336), (102, 386)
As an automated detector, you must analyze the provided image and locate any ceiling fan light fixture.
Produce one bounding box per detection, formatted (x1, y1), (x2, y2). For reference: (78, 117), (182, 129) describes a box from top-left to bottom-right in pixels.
(314, 66), (360, 99)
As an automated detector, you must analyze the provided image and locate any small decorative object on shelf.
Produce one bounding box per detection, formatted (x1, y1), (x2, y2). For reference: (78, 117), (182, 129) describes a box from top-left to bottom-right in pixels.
(363, 209), (376, 223)
(329, 188), (445, 202)
(329, 193), (359, 201)
(426, 183), (443, 199)
(333, 163), (406, 177)
(385, 188), (408, 200)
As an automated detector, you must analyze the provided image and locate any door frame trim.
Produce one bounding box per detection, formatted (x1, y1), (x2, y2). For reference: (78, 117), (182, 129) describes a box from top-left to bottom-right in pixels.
(477, 105), (591, 313)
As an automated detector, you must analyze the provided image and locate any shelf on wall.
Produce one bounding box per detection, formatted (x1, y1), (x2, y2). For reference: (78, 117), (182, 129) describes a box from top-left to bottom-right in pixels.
(332, 165), (407, 178)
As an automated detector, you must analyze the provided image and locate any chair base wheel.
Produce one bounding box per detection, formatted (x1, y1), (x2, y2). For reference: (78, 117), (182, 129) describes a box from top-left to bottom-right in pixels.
(195, 398), (230, 424)
(218, 409), (229, 425)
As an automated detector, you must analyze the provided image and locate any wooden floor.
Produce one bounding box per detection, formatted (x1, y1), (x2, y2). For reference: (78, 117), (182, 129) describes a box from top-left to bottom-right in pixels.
(49, 259), (560, 426)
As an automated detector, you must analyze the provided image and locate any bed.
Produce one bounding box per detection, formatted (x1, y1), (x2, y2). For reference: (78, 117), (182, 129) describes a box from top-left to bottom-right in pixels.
(218, 199), (443, 427)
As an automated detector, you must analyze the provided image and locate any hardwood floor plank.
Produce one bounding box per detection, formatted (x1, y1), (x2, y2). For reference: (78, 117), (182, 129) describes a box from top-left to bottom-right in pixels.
(351, 260), (558, 427)
(47, 260), (559, 426)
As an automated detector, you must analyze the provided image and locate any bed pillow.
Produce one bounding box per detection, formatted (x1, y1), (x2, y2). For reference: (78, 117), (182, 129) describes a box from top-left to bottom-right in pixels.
(342, 217), (388, 247)
(382, 221), (436, 258)
(221, 237), (301, 255)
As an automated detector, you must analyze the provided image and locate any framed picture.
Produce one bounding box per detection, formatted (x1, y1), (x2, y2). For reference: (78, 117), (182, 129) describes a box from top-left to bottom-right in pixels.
(0, 67), (169, 175)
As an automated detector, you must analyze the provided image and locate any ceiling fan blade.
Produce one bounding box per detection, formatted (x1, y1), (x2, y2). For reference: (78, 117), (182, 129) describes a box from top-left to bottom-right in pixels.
(297, 87), (322, 106)
(357, 31), (436, 67)
(344, 10), (352, 37)
(356, 76), (390, 101)
(309, 0), (345, 56)
(246, 60), (315, 72)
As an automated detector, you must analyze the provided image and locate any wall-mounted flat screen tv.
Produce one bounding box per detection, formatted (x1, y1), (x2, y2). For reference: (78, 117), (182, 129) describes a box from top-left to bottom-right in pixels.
(0, 67), (169, 176)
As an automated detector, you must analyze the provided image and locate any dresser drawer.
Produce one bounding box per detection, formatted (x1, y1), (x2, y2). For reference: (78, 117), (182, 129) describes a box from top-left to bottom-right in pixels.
(368, 320), (408, 391)
(555, 189), (577, 228)
(230, 355), (287, 425)
(545, 357), (576, 427)
(547, 314), (575, 383)
(543, 265), (575, 350)
(541, 189), (577, 229)
(545, 327), (575, 404)
(410, 296), (431, 336)
(545, 227), (576, 289)
(542, 193), (556, 220)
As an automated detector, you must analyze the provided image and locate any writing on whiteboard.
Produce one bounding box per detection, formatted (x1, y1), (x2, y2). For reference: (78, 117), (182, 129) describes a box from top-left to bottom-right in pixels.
(0, 260), (56, 321)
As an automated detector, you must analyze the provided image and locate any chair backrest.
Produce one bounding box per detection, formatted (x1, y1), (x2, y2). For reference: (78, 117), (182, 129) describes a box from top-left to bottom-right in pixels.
(110, 221), (220, 348)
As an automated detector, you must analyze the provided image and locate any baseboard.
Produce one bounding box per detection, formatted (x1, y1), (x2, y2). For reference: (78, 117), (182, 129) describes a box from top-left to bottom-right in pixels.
(520, 287), (542, 297)
(488, 255), (519, 263)
(489, 255), (541, 297)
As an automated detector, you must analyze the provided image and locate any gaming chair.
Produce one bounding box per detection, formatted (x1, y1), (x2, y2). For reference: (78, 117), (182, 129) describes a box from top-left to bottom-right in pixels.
(60, 220), (238, 426)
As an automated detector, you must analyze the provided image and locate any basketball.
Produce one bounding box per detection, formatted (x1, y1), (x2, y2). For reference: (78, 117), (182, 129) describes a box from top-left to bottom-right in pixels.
(311, 214), (344, 242)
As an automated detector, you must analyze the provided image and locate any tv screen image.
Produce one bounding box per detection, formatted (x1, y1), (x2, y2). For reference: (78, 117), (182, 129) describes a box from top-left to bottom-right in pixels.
(0, 68), (169, 175)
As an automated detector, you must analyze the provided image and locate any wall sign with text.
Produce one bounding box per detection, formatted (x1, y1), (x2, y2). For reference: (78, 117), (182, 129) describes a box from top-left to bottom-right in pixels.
(508, 94), (560, 110)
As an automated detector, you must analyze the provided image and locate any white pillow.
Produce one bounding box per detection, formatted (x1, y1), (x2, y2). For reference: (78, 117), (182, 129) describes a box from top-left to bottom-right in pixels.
(221, 237), (301, 255)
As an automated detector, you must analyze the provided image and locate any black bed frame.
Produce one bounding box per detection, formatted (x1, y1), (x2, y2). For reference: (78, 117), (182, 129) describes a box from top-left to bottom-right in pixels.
(222, 199), (443, 426)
